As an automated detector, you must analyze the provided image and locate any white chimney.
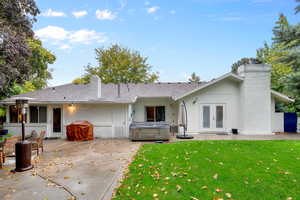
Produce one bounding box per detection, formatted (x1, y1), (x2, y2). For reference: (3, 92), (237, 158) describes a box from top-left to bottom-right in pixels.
(89, 75), (101, 99)
(238, 64), (272, 135)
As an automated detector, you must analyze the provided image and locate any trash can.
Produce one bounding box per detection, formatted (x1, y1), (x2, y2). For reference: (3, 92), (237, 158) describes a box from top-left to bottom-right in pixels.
(0, 129), (8, 136)
(232, 129), (238, 135)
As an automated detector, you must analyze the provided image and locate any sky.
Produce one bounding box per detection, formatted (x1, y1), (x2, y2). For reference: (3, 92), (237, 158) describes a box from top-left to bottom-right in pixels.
(34, 0), (299, 86)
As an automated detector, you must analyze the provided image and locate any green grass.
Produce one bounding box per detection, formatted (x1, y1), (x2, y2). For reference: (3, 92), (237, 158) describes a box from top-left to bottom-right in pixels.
(114, 141), (300, 200)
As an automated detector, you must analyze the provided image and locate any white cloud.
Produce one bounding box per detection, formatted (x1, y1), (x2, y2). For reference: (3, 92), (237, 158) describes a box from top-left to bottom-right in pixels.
(147, 6), (160, 14)
(59, 44), (71, 50)
(95, 9), (116, 20)
(69, 29), (107, 44)
(72, 10), (88, 18)
(170, 10), (176, 15)
(145, 1), (151, 5)
(35, 26), (108, 46)
(41, 9), (66, 17)
(35, 26), (69, 40)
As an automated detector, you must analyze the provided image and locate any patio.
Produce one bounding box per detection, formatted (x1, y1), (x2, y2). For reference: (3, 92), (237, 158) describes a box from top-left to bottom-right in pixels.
(0, 139), (140, 200)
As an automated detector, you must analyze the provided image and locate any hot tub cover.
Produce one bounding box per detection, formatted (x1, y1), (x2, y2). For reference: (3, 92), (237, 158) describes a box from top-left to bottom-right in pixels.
(66, 120), (94, 141)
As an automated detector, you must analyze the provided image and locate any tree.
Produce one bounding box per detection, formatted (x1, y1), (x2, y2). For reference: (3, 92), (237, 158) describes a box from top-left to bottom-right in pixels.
(259, 12), (300, 113)
(27, 38), (56, 89)
(0, 0), (40, 98)
(188, 72), (200, 82)
(0, 38), (55, 98)
(296, 0), (300, 14)
(231, 58), (262, 73)
(74, 44), (159, 84)
(256, 42), (292, 92)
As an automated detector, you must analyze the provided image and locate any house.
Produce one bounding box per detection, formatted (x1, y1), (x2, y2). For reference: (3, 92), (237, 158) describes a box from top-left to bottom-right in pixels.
(0, 64), (294, 138)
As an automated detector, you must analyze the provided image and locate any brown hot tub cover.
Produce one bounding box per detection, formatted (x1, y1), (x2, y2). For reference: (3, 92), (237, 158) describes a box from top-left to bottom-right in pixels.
(66, 121), (94, 141)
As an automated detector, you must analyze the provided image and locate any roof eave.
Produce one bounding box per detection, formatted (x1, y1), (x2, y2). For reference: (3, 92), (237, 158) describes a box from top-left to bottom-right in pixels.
(271, 90), (294, 103)
(0, 100), (133, 105)
(175, 73), (244, 101)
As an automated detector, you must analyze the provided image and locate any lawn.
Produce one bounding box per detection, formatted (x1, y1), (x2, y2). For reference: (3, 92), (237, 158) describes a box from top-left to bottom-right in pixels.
(114, 141), (300, 200)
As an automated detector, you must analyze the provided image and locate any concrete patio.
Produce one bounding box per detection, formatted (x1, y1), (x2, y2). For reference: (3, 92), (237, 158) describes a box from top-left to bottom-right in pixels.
(0, 139), (141, 200)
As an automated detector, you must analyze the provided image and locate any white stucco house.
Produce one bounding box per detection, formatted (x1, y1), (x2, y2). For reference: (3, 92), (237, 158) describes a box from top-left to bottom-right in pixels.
(0, 64), (294, 138)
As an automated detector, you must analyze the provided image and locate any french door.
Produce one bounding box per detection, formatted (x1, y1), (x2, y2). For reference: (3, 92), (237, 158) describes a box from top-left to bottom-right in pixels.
(200, 104), (225, 131)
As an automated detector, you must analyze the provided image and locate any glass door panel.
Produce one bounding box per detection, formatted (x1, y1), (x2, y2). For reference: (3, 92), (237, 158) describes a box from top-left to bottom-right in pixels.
(203, 106), (211, 128)
(216, 105), (224, 128)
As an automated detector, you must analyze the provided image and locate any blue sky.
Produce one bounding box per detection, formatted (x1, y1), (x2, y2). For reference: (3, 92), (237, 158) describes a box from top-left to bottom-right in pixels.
(34, 0), (299, 86)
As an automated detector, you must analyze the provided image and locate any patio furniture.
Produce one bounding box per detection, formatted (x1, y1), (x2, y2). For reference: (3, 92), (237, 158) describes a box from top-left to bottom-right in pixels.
(30, 131), (45, 155)
(2, 136), (22, 161)
(66, 121), (94, 141)
(0, 139), (6, 168)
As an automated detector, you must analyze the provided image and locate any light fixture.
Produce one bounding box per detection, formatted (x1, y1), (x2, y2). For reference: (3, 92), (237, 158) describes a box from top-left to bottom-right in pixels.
(68, 103), (75, 113)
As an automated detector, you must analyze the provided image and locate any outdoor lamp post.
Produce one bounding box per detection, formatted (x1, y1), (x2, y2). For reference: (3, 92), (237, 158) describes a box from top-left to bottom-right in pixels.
(14, 98), (33, 172)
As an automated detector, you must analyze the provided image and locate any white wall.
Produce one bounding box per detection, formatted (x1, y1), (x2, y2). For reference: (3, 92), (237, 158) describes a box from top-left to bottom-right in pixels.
(238, 64), (272, 135)
(182, 79), (241, 133)
(132, 98), (177, 124)
(63, 104), (129, 138)
(271, 97), (284, 133)
(3, 123), (47, 137)
(272, 113), (284, 132)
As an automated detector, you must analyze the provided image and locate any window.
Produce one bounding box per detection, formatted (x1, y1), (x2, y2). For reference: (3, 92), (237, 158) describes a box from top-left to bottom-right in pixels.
(9, 105), (27, 123)
(146, 106), (165, 122)
(30, 106), (47, 123)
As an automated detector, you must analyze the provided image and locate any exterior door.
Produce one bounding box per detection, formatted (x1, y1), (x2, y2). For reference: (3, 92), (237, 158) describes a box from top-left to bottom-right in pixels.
(200, 104), (225, 131)
(52, 107), (62, 136)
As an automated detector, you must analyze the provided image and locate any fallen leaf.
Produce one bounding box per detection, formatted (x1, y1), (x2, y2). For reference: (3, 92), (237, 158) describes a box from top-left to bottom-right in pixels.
(213, 174), (218, 179)
(176, 184), (182, 192)
(153, 193), (158, 198)
(201, 185), (208, 190)
(47, 182), (55, 187)
(225, 193), (232, 198)
(191, 197), (199, 200)
(216, 188), (223, 193)
(64, 176), (70, 179)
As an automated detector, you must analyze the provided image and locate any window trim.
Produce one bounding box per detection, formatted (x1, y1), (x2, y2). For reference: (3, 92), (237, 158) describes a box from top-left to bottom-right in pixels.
(145, 106), (166, 122)
(29, 106), (47, 124)
(9, 105), (27, 124)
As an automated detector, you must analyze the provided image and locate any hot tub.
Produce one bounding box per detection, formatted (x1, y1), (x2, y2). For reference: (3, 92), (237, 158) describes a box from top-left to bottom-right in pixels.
(130, 122), (170, 141)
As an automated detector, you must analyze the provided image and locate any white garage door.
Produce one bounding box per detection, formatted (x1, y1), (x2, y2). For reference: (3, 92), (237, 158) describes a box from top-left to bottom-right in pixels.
(64, 104), (128, 138)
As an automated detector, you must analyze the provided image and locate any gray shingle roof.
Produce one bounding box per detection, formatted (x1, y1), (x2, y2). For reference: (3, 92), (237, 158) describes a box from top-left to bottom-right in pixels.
(1, 82), (206, 104)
